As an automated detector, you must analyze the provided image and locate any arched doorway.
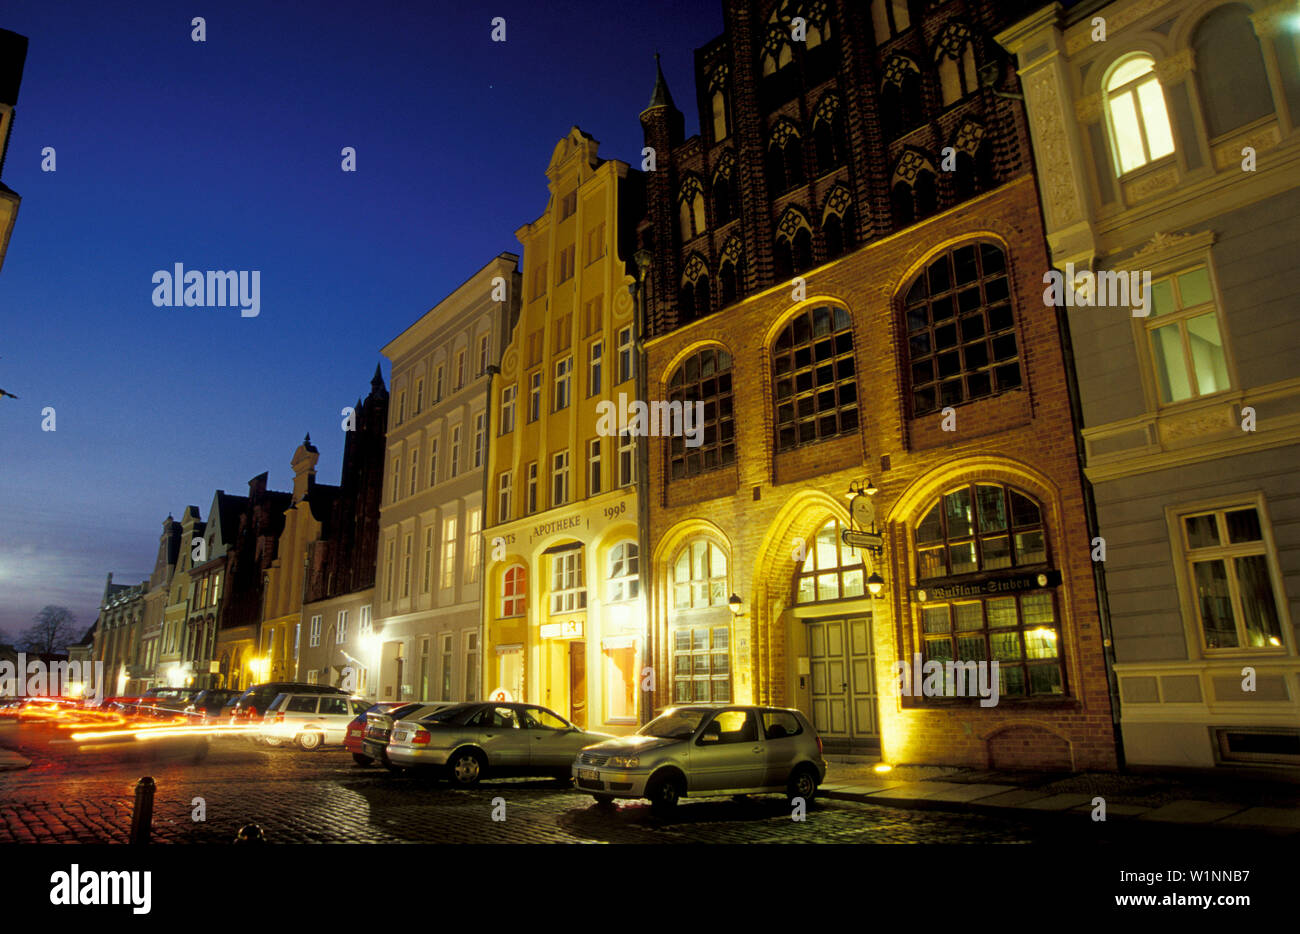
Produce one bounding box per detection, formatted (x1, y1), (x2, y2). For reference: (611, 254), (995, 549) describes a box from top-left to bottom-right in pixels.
(794, 518), (880, 753)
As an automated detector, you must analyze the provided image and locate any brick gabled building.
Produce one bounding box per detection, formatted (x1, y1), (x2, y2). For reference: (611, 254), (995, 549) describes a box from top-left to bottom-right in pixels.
(635, 0), (1118, 769)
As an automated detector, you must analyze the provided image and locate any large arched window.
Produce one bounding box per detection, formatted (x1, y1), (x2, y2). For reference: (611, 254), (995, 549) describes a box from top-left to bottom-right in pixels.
(502, 564), (526, 617)
(795, 519), (865, 603)
(913, 482), (1062, 698)
(673, 539), (728, 609)
(935, 22), (979, 106)
(774, 207), (813, 280)
(1193, 4), (1274, 138)
(678, 176), (707, 242)
(772, 305), (859, 451)
(1104, 55), (1175, 175)
(668, 347), (735, 479)
(903, 242), (1018, 415)
(607, 542), (639, 602)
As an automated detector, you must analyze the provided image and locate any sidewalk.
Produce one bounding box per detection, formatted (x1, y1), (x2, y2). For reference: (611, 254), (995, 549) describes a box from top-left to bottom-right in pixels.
(820, 759), (1300, 834)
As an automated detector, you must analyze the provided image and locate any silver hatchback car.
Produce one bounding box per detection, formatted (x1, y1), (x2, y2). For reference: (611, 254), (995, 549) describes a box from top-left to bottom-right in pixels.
(572, 705), (826, 814)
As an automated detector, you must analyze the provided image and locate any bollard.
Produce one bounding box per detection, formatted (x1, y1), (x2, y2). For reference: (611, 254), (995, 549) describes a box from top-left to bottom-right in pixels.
(128, 776), (155, 844)
(234, 823), (265, 843)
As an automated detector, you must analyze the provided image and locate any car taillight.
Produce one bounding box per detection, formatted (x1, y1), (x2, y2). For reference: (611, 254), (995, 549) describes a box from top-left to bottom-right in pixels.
(275, 712), (285, 723)
(413, 729), (431, 745)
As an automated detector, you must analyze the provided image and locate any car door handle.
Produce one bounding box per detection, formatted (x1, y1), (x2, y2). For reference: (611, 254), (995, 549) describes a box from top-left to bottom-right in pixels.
(484, 733), (496, 738)
(752, 746), (761, 754)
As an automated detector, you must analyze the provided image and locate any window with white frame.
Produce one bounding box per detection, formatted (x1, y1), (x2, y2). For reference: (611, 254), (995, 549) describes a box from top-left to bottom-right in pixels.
(551, 549), (587, 614)
(429, 438), (438, 486)
(500, 385), (516, 434)
(337, 610), (348, 644)
(529, 371), (542, 422)
(588, 438), (602, 496)
(526, 462), (539, 514)
(473, 413), (485, 468)
(1180, 504), (1285, 651)
(673, 539), (729, 609)
(498, 470), (513, 523)
(391, 457), (401, 504)
(402, 534), (413, 597)
(359, 605), (371, 638)
(1105, 55), (1175, 175)
(309, 614), (322, 647)
(441, 516), (458, 590)
(466, 508), (482, 584)
(555, 356), (572, 411)
(439, 633), (454, 701)
(450, 425), (461, 477)
(384, 541), (395, 601)
(423, 527), (435, 593)
(464, 631), (481, 701)
(1145, 264), (1229, 404)
(552, 451), (570, 506)
(588, 340), (603, 396)
(608, 541), (639, 602)
(617, 327), (635, 383)
(618, 429), (635, 487)
(478, 334), (490, 376)
(415, 378), (424, 414)
(397, 390), (407, 425)
(455, 349), (467, 390)
(434, 364), (445, 401)
(502, 564), (527, 617)
(409, 448), (419, 496)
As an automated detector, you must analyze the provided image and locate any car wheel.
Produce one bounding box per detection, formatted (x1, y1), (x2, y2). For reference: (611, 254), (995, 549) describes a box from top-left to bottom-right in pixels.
(297, 731), (324, 751)
(647, 773), (683, 817)
(351, 753), (372, 766)
(591, 794), (616, 808)
(262, 736), (283, 748)
(447, 749), (486, 787)
(786, 765), (818, 804)
(383, 760), (405, 774)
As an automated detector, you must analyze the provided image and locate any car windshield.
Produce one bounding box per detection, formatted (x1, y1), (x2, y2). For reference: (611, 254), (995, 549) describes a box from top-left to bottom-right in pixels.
(638, 709), (709, 739)
(422, 704), (479, 725)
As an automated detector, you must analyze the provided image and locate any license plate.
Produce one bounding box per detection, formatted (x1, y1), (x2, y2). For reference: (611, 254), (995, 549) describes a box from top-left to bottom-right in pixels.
(578, 769), (599, 782)
(394, 732), (406, 742)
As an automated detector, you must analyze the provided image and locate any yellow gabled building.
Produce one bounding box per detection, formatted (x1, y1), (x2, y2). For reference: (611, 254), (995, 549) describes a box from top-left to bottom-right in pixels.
(484, 127), (645, 733)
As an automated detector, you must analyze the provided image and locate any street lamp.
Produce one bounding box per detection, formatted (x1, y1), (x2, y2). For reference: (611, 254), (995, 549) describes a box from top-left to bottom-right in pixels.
(728, 594), (743, 616)
(866, 572), (885, 597)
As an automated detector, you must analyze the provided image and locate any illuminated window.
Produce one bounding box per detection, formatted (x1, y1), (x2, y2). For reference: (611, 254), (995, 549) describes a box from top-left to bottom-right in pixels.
(935, 23), (978, 106)
(1180, 505), (1284, 651)
(678, 176), (707, 241)
(502, 565), (527, 618)
(668, 347), (734, 479)
(709, 64), (730, 142)
(1105, 55), (1175, 175)
(500, 385), (516, 433)
(497, 470), (512, 523)
(441, 517), (457, 590)
(903, 242), (1018, 415)
(466, 508), (482, 584)
(870, 0), (910, 40)
(772, 305), (858, 451)
(608, 541), (639, 603)
(1146, 265), (1229, 404)
(672, 540), (728, 609)
(795, 519), (864, 603)
(672, 624), (731, 703)
(550, 550), (587, 614)
(309, 615), (322, 648)
(422, 527), (434, 593)
(916, 483), (1046, 581)
(604, 644), (637, 720)
(401, 534), (413, 597)
(473, 413), (485, 468)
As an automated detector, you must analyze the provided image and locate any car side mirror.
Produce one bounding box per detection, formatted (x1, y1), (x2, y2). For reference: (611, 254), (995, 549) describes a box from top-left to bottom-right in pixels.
(698, 731), (720, 744)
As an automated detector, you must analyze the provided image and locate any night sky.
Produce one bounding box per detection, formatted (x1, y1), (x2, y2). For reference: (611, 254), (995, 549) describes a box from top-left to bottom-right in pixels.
(0, 0), (718, 640)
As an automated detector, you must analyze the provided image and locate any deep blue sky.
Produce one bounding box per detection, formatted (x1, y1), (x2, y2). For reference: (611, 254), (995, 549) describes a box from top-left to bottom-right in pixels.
(0, 0), (718, 640)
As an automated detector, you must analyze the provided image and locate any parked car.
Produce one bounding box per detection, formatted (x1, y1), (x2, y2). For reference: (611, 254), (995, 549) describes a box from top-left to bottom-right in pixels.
(138, 686), (204, 711)
(184, 689), (240, 724)
(386, 701), (613, 786)
(358, 702), (452, 767)
(345, 701), (411, 765)
(572, 705), (826, 815)
(258, 692), (371, 750)
(229, 681), (347, 727)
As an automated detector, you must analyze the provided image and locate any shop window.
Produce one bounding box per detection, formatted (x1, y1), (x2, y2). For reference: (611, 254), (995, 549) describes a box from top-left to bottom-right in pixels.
(604, 645), (637, 721)
(915, 482), (1047, 580)
(795, 519), (865, 603)
(903, 242), (1019, 416)
(667, 347), (735, 480)
(772, 305), (858, 451)
(1180, 505), (1285, 650)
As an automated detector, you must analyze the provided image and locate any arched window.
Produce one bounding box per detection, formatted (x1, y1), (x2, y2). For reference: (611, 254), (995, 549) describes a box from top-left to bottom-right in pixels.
(822, 186), (854, 259)
(550, 547), (586, 614)
(502, 564), (526, 617)
(709, 64), (731, 142)
(903, 242), (1018, 416)
(1104, 55), (1175, 175)
(719, 236), (743, 306)
(772, 305), (859, 451)
(1193, 4), (1274, 138)
(607, 542), (639, 602)
(812, 93), (849, 175)
(950, 121), (991, 200)
(935, 22), (979, 106)
(673, 539), (729, 609)
(668, 347), (735, 479)
(804, 1), (837, 83)
(712, 152), (739, 224)
(679, 253), (711, 324)
(774, 208), (813, 280)
(881, 55), (923, 137)
(913, 482), (1061, 698)
(795, 519), (865, 603)
(871, 0), (911, 42)
(678, 176), (707, 242)
(766, 120), (805, 194)
(892, 150), (937, 226)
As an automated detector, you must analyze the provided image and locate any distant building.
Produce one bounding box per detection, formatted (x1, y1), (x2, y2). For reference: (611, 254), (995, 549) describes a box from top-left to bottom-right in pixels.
(138, 515), (182, 691)
(93, 573), (147, 696)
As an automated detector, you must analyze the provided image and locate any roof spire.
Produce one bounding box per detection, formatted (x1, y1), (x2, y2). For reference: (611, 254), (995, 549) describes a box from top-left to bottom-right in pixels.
(647, 51), (675, 111)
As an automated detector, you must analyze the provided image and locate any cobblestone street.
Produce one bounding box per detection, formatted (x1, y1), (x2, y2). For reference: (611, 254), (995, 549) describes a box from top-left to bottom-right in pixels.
(0, 723), (1257, 845)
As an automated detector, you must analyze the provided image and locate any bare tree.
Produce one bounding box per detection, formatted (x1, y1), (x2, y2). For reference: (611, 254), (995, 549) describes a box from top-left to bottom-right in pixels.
(18, 606), (78, 655)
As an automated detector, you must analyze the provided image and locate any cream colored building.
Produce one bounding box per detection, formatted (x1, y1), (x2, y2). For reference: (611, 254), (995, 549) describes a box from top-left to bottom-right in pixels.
(374, 254), (520, 703)
(484, 128), (644, 733)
